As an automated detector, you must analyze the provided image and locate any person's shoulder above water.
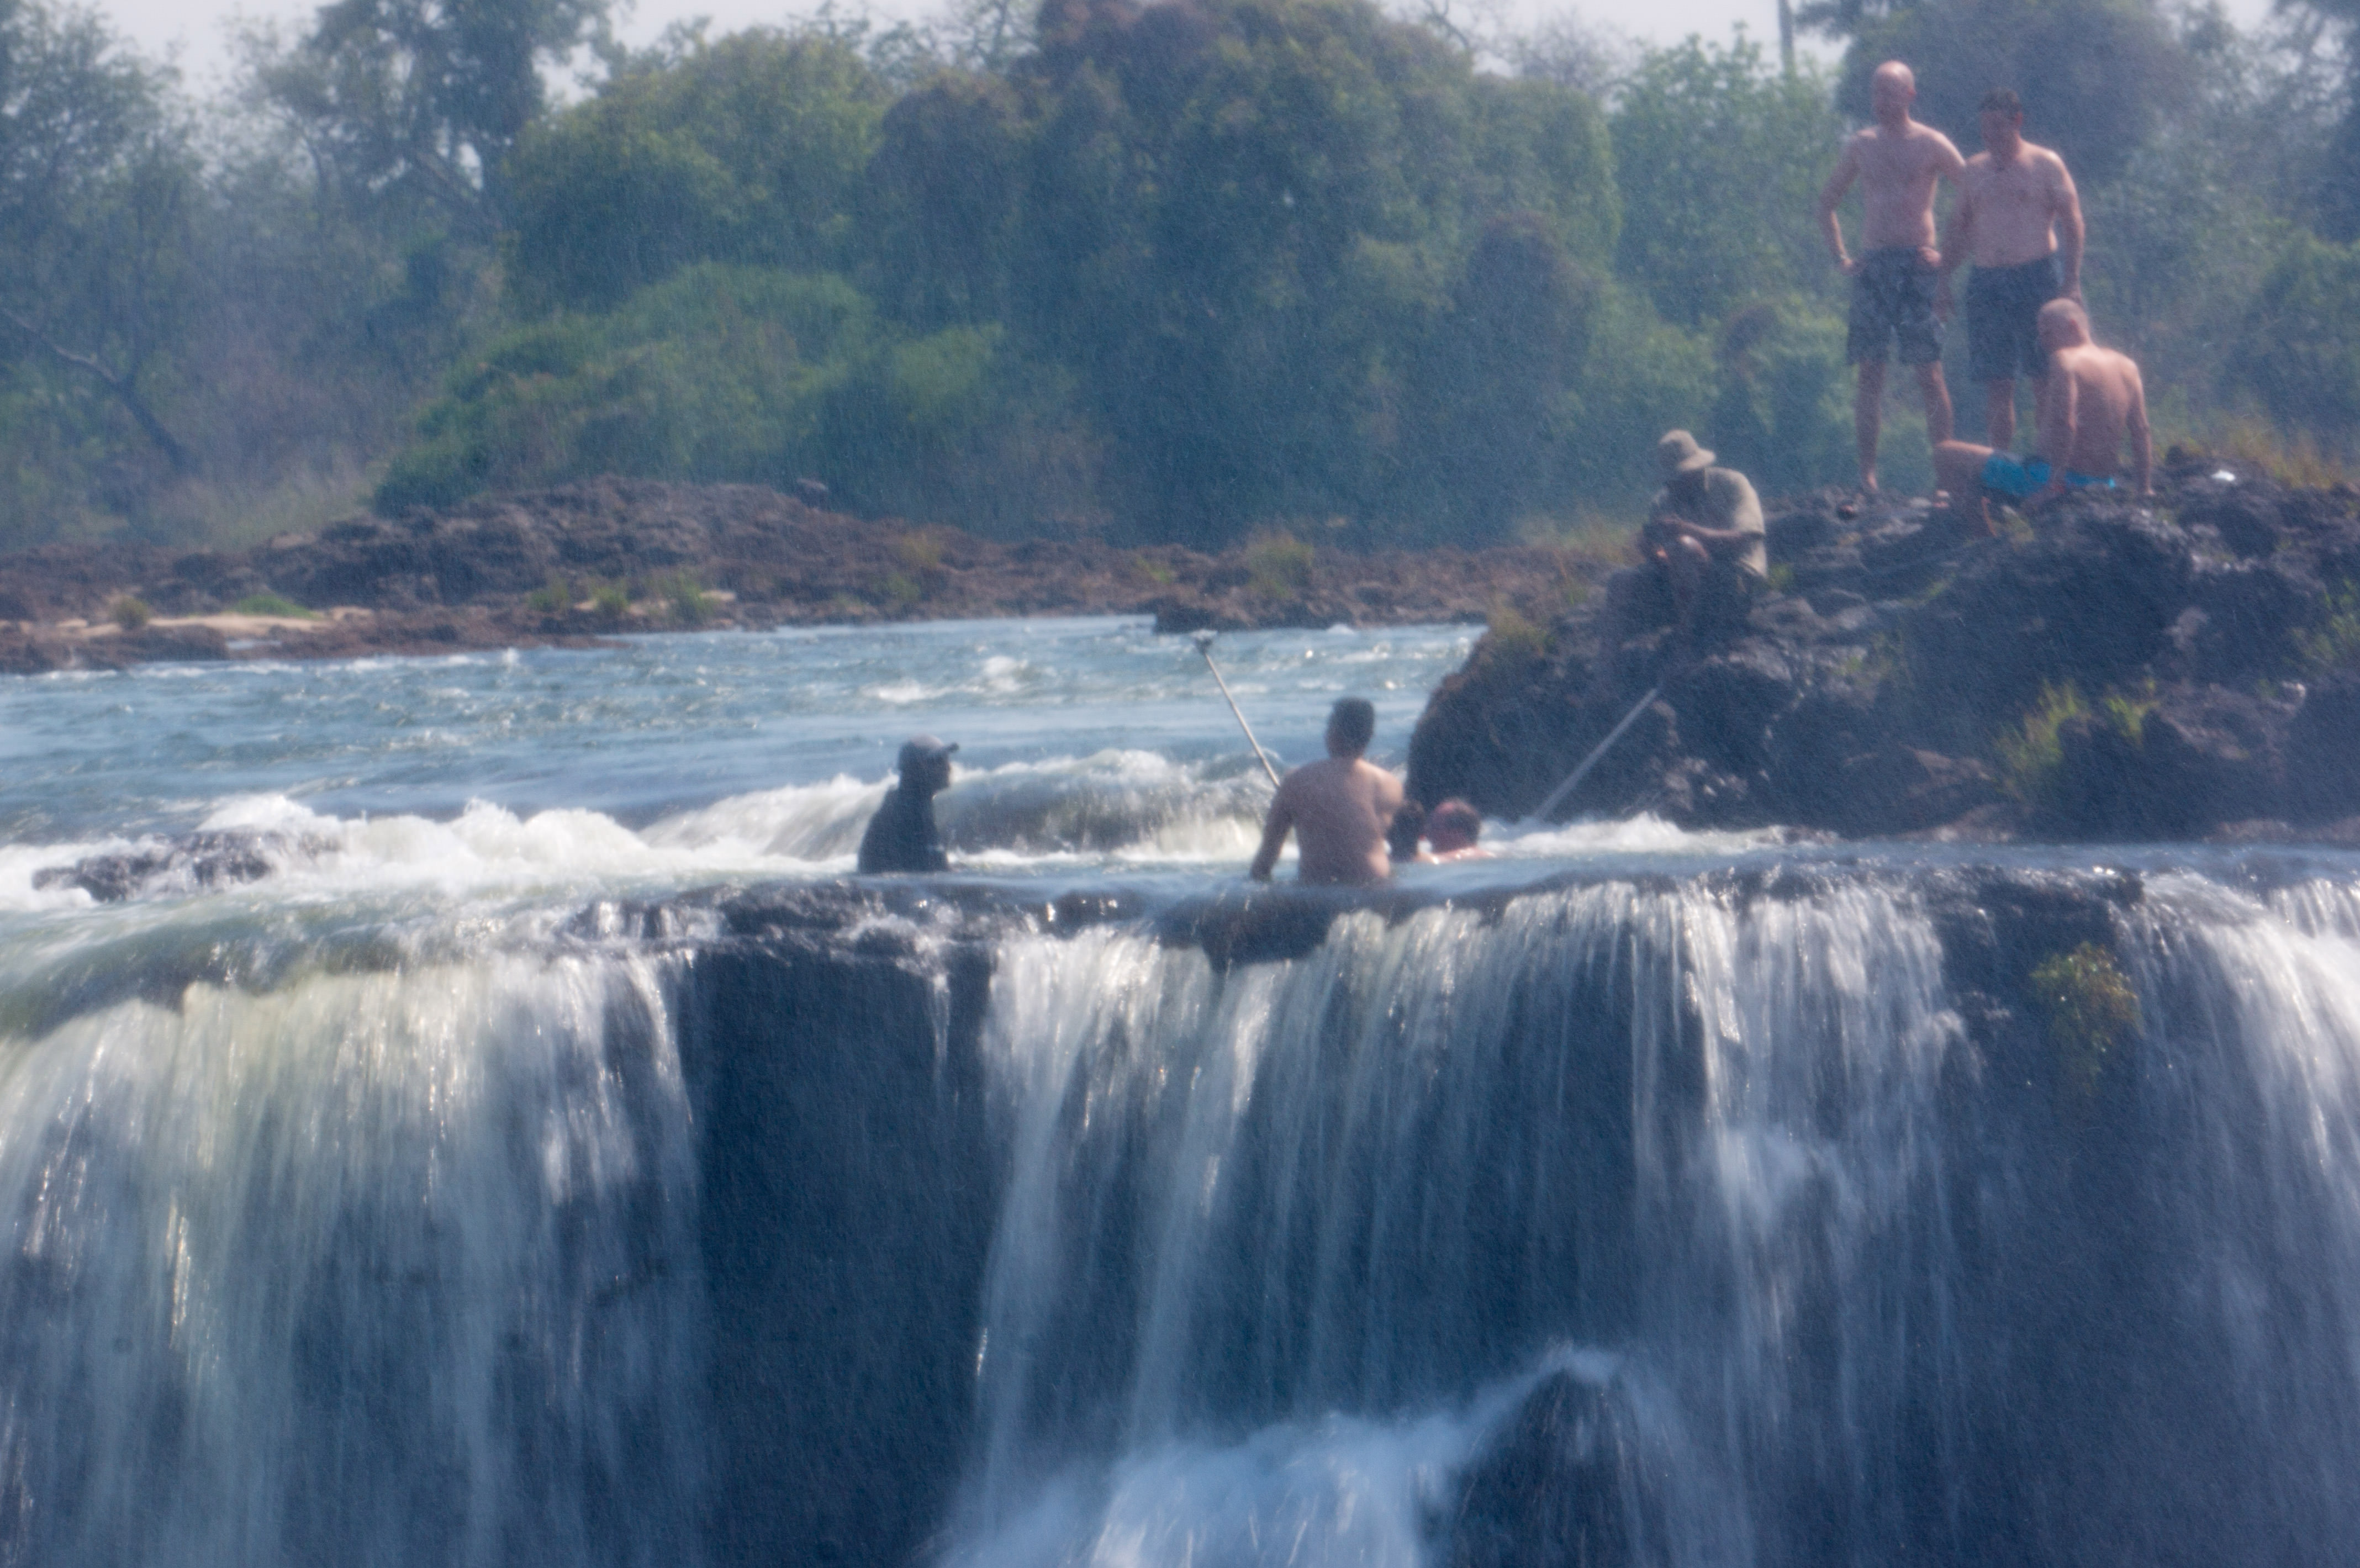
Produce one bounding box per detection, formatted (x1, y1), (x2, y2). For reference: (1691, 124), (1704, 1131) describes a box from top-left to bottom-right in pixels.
(857, 733), (958, 874)
(1249, 696), (1402, 886)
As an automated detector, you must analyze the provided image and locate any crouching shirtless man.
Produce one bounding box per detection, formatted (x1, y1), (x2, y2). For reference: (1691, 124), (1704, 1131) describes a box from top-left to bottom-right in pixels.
(1249, 696), (1404, 886)
(1933, 298), (2150, 534)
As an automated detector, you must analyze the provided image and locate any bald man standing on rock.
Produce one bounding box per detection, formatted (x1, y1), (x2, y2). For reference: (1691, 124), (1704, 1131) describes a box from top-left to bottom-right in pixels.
(1817, 60), (1965, 497)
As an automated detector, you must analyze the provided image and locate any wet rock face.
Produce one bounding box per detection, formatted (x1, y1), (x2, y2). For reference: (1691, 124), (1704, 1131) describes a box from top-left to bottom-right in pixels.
(1409, 468), (2360, 841)
(1448, 1369), (1646, 1568)
(31, 829), (307, 902)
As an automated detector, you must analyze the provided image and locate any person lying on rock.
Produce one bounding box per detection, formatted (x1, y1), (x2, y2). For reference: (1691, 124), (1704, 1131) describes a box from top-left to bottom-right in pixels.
(1249, 696), (1404, 886)
(858, 734), (957, 873)
(1638, 430), (1768, 635)
(1932, 298), (2150, 535)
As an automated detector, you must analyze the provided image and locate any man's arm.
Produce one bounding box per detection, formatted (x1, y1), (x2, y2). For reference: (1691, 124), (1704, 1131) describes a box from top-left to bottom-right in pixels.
(2126, 364), (2151, 498)
(1936, 168), (1977, 315)
(2031, 367), (2079, 507)
(2052, 156), (2085, 298)
(1816, 140), (1861, 272)
(1925, 132), (1967, 267)
(1248, 783), (1295, 881)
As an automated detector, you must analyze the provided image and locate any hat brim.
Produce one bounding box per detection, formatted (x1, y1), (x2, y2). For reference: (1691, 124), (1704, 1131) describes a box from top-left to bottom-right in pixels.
(1672, 450), (1715, 473)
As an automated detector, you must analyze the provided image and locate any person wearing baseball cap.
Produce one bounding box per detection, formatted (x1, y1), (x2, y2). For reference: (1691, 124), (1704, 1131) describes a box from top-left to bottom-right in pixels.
(857, 734), (959, 873)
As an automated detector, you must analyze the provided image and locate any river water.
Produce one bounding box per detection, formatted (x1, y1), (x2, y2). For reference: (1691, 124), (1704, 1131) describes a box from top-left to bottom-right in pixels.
(3, 617), (2358, 1565)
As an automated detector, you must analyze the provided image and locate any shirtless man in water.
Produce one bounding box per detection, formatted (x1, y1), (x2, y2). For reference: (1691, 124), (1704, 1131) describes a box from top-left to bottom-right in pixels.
(1936, 88), (2085, 451)
(1816, 61), (1964, 495)
(1249, 696), (1403, 885)
(1933, 298), (2150, 532)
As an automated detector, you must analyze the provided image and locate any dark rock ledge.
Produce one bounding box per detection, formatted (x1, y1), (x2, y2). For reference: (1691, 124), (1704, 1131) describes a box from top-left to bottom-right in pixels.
(1408, 461), (2360, 843)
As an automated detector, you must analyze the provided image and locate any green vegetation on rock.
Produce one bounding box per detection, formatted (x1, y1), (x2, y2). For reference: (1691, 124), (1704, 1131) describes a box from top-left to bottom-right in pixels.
(2029, 942), (2142, 1103)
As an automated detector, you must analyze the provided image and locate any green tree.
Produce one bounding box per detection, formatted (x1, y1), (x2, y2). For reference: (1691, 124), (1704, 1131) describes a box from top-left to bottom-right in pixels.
(252, 0), (610, 235)
(857, 69), (1025, 330)
(0, 0), (200, 489)
(2227, 231), (2360, 447)
(1400, 213), (1599, 540)
(1608, 35), (1844, 329)
(507, 29), (889, 311)
(1822, 0), (2189, 188)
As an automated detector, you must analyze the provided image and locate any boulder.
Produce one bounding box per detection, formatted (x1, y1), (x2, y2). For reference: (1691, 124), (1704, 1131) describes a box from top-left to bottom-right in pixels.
(1407, 473), (2360, 841)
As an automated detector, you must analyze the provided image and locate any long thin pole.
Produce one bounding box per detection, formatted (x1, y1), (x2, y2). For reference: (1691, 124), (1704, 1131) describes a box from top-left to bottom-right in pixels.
(1530, 683), (1661, 823)
(1194, 632), (1284, 789)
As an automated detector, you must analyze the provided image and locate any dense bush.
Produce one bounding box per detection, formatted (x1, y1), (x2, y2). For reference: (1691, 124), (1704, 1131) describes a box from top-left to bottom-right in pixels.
(3, 0), (2357, 552)
(2230, 233), (2360, 442)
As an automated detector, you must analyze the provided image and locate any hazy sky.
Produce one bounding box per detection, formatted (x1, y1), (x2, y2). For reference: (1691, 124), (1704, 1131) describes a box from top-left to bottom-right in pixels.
(107, 0), (2271, 97)
(112, 0), (1830, 93)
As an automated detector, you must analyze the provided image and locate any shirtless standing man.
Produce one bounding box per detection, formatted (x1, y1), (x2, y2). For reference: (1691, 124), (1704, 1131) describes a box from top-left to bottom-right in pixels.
(1932, 298), (2149, 532)
(1249, 696), (1404, 885)
(1816, 60), (1965, 496)
(1935, 88), (2085, 451)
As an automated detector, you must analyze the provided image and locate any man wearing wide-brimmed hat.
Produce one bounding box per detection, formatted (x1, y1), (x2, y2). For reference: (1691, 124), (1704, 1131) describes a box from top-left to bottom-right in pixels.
(1636, 430), (1766, 634)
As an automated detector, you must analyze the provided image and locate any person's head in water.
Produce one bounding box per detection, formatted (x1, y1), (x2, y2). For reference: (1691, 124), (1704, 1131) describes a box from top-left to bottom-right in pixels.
(1325, 697), (1376, 759)
(896, 734), (958, 798)
(1425, 798), (1482, 856)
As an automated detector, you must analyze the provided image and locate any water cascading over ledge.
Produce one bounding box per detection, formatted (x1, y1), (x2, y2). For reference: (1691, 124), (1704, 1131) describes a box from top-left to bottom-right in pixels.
(7, 862), (2360, 1566)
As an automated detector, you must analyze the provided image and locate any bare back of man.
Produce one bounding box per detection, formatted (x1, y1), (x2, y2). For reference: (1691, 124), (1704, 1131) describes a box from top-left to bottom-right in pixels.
(1816, 61), (1965, 494)
(1934, 299), (2150, 530)
(1251, 757), (1402, 885)
(1250, 699), (1403, 886)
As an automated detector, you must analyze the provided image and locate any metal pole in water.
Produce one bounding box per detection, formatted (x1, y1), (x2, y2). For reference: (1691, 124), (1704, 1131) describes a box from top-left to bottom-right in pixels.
(1529, 683), (1661, 824)
(1192, 631), (1284, 790)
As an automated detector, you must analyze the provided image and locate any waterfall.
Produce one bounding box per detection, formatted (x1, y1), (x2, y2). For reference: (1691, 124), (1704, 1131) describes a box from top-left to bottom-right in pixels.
(945, 867), (2360, 1566)
(0, 942), (703, 1568)
(9, 860), (2360, 1565)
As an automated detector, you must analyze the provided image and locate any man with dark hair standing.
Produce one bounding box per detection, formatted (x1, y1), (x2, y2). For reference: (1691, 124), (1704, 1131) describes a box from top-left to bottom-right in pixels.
(1937, 87), (2086, 452)
(1815, 60), (1965, 497)
(857, 734), (958, 873)
(1249, 697), (1404, 885)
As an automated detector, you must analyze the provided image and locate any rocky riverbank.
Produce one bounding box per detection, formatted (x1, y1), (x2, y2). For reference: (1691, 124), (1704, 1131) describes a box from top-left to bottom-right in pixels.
(1407, 456), (2360, 843)
(0, 478), (1586, 674)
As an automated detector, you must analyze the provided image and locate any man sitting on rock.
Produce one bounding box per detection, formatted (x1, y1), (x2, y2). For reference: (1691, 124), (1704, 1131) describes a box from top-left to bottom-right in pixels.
(1635, 430), (1768, 637)
(1250, 696), (1404, 885)
(858, 734), (958, 873)
(1933, 298), (2150, 534)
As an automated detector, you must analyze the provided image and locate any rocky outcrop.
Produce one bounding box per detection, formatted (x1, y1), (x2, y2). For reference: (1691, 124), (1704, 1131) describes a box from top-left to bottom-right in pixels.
(1409, 463), (2360, 841)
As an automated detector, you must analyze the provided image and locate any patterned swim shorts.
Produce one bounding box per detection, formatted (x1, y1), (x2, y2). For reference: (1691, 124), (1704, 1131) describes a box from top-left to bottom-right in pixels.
(1846, 246), (1943, 367)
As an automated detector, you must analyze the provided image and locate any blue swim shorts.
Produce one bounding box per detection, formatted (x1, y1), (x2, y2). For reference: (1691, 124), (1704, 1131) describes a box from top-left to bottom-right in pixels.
(1980, 453), (2119, 500)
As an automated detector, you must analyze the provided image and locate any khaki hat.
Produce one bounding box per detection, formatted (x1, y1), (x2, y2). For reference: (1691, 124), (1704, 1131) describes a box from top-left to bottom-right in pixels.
(1657, 430), (1715, 477)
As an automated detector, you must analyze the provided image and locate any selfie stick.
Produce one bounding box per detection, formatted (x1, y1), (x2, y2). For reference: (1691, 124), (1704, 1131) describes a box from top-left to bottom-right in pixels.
(1192, 631), (1284, 789)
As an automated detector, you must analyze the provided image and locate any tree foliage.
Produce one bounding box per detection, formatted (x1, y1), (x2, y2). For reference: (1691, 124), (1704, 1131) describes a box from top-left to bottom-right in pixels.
(1, 0), (2356, 553)
(1823, 0), (2189, 187)
(253, 0), (610, 233)
(1609, 34), (1844, 328)
(508, 30), (890, 310)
